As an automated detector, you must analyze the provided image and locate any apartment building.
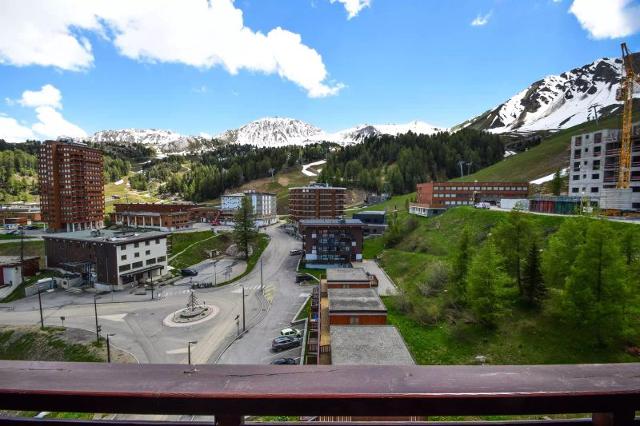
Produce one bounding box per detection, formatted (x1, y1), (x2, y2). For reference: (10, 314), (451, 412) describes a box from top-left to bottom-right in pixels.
(220, 190), (277, 226)
(568, 123), (640, 211)
(288, 183), (346, 222)
(111, 203), (193, 231)
(410, 181), (529, 217)
(299, 219), (364, 267)
(43, 229), (168, 291)
(38, 140), (104, 232)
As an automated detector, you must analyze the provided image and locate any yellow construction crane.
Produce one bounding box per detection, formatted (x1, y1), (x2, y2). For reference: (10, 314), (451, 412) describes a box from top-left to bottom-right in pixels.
(616, 43), (640, 189)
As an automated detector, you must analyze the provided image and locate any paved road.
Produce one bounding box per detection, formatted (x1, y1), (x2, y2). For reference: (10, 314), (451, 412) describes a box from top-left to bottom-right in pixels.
(0, 224), (302, 366)
(218, 228), (310, 365)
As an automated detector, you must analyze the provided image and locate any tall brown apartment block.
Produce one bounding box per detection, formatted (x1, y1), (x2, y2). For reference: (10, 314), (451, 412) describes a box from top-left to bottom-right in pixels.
(38, 140), (104, 232)
(288, 183), (346, 222)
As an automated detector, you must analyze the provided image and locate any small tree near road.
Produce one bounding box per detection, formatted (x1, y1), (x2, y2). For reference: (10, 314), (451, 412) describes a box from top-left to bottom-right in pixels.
(233, 196), (257, 261)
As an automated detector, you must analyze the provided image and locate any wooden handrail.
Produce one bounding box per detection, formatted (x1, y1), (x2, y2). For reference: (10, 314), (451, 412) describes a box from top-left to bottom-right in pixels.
(0, 362), (638, 421)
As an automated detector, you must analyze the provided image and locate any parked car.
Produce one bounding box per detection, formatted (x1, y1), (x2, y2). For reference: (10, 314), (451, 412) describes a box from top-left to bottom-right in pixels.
(180, 268), (198, 277)
(270, 357), (298, 365)
(295, 273), (308, 283)
(474, 202), (491, 209)
(280, 328), (302, 338)
(271, 336), (301, 352)
(289, 249), (302, 256)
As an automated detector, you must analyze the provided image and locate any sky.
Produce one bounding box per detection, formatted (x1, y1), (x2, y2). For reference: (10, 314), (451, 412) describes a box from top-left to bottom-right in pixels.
(1, 0), (640, 141)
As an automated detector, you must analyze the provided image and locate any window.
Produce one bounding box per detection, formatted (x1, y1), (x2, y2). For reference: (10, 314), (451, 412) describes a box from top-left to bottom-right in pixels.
(591, 187), (599, 193)
(145, 241), (150, 246)
(573, 175), (580, 181)
(592, 173), (599, 179)
(157, 256), (166, 262)
(119, 264), (131, 272)
(349, 316), (359, 325)
(132, 261), (143, 269)
(594, 146), (602, 156)
(572, 187), (579, 193)
(134, 242), (139, 248)
(573, 162), (580, 171)
(594, 133), (602, 143)
(120, 255), (127, 261)
(120, 245), (126, 251)
(145, 250), (151, 255)
(146, 258), (156, 265)
(134, 252), (140, 258)
(155, 238), (160, 244)
(593, 159), (601, 170)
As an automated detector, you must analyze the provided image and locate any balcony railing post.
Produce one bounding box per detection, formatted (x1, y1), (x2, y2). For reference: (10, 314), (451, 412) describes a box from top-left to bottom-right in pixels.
(592, 410), (635, 426)
(216, 415), (243, 426)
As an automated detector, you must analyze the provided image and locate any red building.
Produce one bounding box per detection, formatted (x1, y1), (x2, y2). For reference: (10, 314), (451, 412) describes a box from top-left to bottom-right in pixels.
(38, 140), (104, 232)
(410, 181), (529, 216)
(327, 288), (387, 325)
(289, 183), (346, 222)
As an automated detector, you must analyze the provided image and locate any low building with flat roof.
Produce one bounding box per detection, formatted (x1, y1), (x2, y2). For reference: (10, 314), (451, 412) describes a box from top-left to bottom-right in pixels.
(328, 287), (387, 325)
(43, 229), (168, 291)
(353, 210), (388, 237)
(330, 325), (415, 365)
(325, 267), (377, 289)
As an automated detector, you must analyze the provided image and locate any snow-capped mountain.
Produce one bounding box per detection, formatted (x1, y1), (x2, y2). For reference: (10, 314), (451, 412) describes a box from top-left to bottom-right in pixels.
(88, 129), (207, 154)
(460, 53), (640, 133)
(216, 117), (323, 147)
(217, 118), (446, 148)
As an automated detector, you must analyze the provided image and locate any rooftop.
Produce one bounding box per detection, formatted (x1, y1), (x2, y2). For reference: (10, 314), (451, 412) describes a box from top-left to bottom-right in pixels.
(326, 267), (370, 283)
(328, 288), (386, 312)
(42, 229), (168, 244)
(0, 256), (39, 266)
(290, 183), (347, 190)
(330, 326), (415, 365)
(299, 219), (363, 227)
(354, 210), (387, 216)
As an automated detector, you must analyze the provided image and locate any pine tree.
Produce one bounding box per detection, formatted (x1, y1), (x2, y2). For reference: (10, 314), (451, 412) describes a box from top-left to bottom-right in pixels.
(233, 196), (257, 261)
(449, 227), (472, 305)
(467, 240), (511, 327)
(541, 216), (588, 289)
(563, 221), (628, 345)
(493, 211), (534, 295)
(551, 170), (562, 196)
(522, 240), (545, 307)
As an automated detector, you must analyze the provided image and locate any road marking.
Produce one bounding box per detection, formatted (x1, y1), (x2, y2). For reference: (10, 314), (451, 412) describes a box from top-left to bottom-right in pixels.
(299, 293), (309, 298)
(166, 348), (189, 355)
(99, 314), (127, 322)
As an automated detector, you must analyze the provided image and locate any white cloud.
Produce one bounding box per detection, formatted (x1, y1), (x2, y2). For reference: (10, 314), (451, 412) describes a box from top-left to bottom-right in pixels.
(31, 106), (87, 139)
(471, 11), (492, 26)
(0, 0), (343, 97)
(329, 0), (371, 19)
(0, 116), (35, 142)
(199, 132), (213, 138)
(569, 0), (640, 39)
(18, 84), (62, 109)
(1, 84), (87, 142)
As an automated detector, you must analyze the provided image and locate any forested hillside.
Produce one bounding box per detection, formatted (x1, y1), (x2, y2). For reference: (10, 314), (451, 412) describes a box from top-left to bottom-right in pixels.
(318, 129), (504, 194)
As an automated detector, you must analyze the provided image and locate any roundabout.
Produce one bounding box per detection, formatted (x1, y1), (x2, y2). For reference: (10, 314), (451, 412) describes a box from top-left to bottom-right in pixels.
(163, 291), (220, 328)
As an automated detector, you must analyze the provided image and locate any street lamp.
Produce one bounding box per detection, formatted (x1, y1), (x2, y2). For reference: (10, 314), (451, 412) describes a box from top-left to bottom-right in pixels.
(106, 333), (115, 363)
(241, 285), (246, 333)
(60, 316), (65, 328)
(187, 340), (198, 365)
(235, 314), (240, 336)
(37, 285), (44, 329)
(93, 295), (101, 343)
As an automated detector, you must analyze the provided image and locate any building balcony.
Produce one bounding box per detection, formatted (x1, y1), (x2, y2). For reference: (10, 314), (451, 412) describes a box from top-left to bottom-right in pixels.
(0, 361), (638, 425)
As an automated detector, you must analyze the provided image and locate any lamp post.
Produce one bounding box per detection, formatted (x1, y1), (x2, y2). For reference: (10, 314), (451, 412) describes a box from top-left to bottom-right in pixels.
(260, 257), (263, 292)
(150, 271), (154, 300)
(60, 316), (65, 328)
(187, 340), (197, 365)
(235, 314), (240, 336)
(93, 295), (101, 343)
(241, 285), (246, 333)
(106, 333), (115, 363)
(36, 285), (44, 329)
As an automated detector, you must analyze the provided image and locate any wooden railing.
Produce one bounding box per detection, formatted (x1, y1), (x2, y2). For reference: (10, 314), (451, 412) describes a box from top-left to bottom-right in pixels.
(0, 361), (638, 425)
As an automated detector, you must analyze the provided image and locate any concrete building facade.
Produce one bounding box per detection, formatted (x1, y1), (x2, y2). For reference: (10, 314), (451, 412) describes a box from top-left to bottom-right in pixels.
(568, 122), (640, 211)
(0, 256), (40, 286)
(38, 140), (104, 232)
(299, 219), (364, 267)
(111, 203), (193, 231)
(221, 190), (277, 226)
(43, 229), (168, 291)
(288, 183), (346, 222)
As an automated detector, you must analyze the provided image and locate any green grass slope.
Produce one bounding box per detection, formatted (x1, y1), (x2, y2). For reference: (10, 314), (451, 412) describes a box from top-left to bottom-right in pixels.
(459, 112), (633, 183)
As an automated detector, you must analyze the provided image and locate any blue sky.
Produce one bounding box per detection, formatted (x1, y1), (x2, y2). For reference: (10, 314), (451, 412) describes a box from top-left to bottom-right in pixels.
(1, 0), (640, 141)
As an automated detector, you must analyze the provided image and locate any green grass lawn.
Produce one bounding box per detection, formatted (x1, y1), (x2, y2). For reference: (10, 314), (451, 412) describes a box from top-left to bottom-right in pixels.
(363, 236), (384, 259)
(0, 234), (34, 240)
(169, 231), (232, 270)
(0, 326), (103, 362)
(0, 241), (44, 263)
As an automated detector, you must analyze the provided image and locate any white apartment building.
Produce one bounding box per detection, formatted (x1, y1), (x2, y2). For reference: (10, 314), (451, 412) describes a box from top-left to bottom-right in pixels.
(221, 190), (278, 226)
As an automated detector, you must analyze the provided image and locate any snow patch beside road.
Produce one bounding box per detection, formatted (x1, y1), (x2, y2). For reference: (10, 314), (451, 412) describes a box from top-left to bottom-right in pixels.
(530, 167), (568, 185)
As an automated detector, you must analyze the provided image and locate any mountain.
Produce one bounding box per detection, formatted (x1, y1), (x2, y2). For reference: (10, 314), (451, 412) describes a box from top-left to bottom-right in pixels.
(216, 118), (446, 148)
(460, 53), (640, 134)
(87, 129), (210, 155)
(216, 117), (323, 148)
